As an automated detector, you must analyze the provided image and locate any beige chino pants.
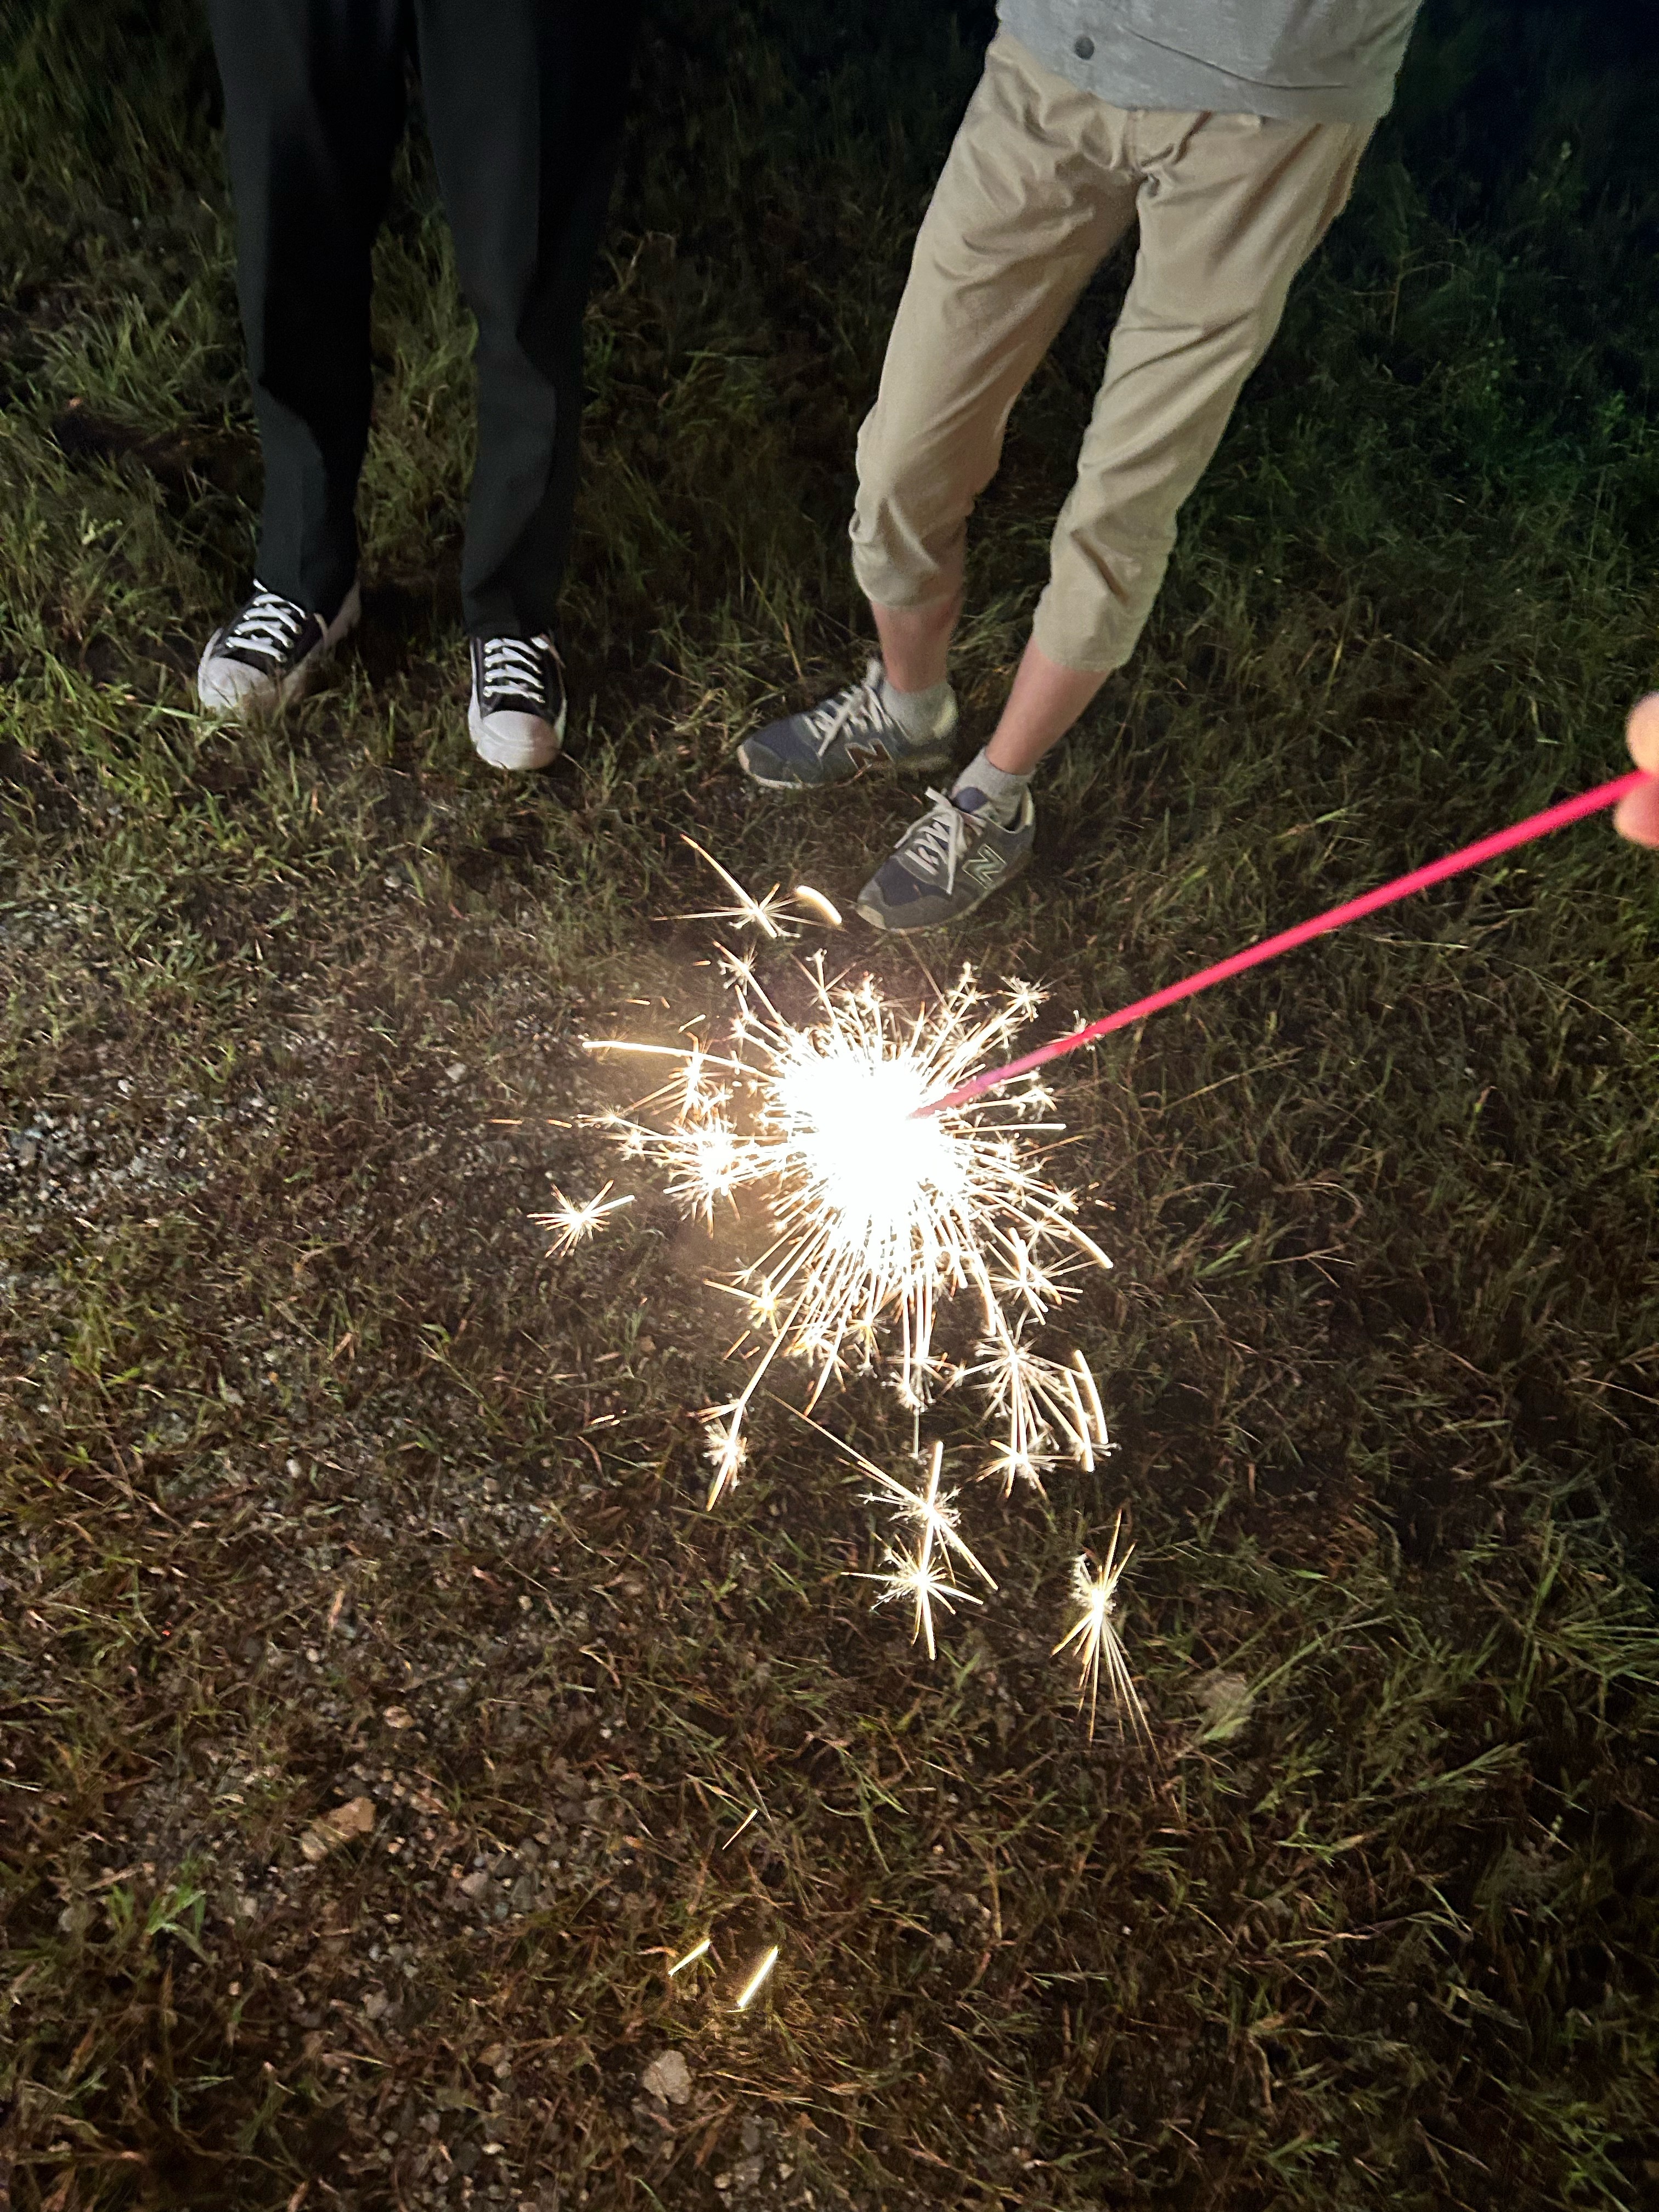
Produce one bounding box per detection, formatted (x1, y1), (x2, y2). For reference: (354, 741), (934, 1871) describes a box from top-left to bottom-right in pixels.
(849, 32), (1372, 672)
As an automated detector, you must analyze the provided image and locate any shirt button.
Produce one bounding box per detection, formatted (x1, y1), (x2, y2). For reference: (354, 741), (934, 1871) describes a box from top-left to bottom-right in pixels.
(1074, 34), (1095, 59)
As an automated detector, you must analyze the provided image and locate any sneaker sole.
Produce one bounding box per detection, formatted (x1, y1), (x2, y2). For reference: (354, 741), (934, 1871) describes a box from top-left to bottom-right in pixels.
(196, 580), (363, 719)
(855, 848), (1032, 933)
(740, 743), (956, 793)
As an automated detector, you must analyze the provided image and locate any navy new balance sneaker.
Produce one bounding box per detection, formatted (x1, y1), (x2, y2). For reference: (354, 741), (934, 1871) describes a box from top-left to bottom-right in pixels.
(855, 782), (1035, 932)
(738, 659), (957, 791)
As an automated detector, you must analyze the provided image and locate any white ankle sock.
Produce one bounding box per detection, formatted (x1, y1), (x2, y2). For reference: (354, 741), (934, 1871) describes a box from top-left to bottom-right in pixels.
(878, 670), (952, 743)
(953, 748), (1030, 826)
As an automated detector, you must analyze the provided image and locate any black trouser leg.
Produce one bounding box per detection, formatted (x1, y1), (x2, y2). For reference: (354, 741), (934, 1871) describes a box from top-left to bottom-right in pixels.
(414, 0), (640, 637)
(207, 0), (410, 620)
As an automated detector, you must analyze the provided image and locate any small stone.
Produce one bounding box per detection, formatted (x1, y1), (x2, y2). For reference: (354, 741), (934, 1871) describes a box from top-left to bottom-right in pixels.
(382, 1706), (415, 1729)
(1197, 1671), (1255, 1740)
(298, 1796), (376, 1862)
(459, 1868), (493, 1899)
(640, 2050), (692, 2106)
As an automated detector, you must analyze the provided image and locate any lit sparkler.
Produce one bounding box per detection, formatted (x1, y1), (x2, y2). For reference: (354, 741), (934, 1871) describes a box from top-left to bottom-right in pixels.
(533, 1180), (634, 1256)
(586, 917), (1113, 1503)
(1054, 1513), (1149, 1743)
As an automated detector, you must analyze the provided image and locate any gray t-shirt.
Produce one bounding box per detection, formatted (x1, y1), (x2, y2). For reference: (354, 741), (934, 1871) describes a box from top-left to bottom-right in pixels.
(996, 1), (1423, 121)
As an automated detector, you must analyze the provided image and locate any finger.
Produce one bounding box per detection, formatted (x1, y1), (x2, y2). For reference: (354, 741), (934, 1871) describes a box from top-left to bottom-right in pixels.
(1627, 692), (1659, 775)
(1613, 776), (1659, 848)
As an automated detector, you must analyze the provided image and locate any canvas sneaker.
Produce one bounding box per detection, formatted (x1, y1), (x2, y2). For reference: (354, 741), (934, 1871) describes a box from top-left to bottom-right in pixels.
(469, 634), (567, 771)
(196, 580), (360, 716)
(855, 782), (1035, 933)
(738, 658), (957, 791)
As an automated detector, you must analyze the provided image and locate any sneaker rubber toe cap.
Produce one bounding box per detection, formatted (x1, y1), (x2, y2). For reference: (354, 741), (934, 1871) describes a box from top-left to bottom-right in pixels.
(196, 635), (283, 715)
(470, 702), (563, 773)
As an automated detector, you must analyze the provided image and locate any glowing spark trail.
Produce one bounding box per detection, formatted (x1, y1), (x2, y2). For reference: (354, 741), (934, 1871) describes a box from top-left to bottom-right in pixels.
(733, 1944), (780, 2010)
(586, 923), (1113, 1503)
(1055, 1513), (1149, 1743)
(668, 1937), (711, 1977)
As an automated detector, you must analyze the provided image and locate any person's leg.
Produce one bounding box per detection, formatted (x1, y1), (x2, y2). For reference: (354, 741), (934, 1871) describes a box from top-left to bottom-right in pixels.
(871, 593), (962, 696)
(851, 33), (1142, 687)
(739, 33), (1139, 795)
(858, 108), (1372, 931)
(1027, 109), (1374, 698)
(206, 0), (410, 620)
(415, 0), (641, 643)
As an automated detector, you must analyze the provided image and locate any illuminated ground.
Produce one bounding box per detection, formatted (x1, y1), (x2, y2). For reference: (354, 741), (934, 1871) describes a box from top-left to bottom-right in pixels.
(3, 2), (1658, 2206)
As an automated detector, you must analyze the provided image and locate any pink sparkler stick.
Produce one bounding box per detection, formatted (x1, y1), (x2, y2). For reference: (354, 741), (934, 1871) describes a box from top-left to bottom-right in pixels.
(918, 770), (1647, 1118)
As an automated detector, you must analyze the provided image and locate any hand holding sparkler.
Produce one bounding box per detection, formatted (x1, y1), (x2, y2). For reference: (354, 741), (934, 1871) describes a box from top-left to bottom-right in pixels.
(1614, 695), (1659, 847)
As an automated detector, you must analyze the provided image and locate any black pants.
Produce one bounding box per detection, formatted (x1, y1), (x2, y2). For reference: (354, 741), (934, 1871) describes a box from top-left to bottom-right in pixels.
(207, 0), (639, 636)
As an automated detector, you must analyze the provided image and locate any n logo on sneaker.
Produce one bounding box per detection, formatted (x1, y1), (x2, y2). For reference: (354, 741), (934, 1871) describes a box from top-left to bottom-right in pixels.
(845, 741), (889, 771)
(962, 845), (1007, 889)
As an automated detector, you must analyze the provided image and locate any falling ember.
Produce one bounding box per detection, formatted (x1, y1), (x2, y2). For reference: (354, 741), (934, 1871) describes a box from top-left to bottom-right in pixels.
(584, 878), (1113, 1502)
(792, 884), (843, 928)
(733, 1944), (780, 2011)
(533, 1181), (634, 1257)
(667, 1937), (712, 1977)
(1054, 1513), (1149, 1743)
(673, 836), (844, 941)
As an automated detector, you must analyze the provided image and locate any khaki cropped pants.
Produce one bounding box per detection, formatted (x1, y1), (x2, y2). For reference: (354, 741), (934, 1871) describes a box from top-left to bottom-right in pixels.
(849, 33), (1372, 672)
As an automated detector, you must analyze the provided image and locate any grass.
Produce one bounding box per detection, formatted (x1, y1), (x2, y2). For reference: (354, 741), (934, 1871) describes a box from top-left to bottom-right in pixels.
(2, 0), (1658, 2205)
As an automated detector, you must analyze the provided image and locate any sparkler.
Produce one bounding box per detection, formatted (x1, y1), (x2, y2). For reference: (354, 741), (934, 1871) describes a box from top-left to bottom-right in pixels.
(1054, 1513), (1149, 1743)
(918, 769), (1647, 1117)
(587, 933), (1113, 1504)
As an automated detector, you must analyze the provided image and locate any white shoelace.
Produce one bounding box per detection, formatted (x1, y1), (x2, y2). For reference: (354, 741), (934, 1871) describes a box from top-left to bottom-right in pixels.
(806, 660), (893, 759)
(479, 635), (550, 705)
(899, 787), (974, 894)
(223, 586), (314, 662)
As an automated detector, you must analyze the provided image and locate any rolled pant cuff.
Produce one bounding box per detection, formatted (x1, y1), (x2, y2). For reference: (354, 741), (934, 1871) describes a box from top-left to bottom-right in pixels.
(1030, 594), (1138, 675)
(848, 544), (964, 616)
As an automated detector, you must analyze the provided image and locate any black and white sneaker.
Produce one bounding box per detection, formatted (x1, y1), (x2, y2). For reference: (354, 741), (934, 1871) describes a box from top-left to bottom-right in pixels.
(469, 635), (567, 772)
(196, 581), (360, 716)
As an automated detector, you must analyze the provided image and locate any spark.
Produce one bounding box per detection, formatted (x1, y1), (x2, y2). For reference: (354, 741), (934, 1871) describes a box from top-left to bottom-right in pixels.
(862, 1535), (983, 1661)
(668, 1936), (711, 1977)
(585, 903), (1113, 1502)
(674, 837), (843, 939)
(798, 1415), (997, 1594)
(733, 1943), (780, 2010)
(533, 1181), (634, 1256)
(1053, 1513), (1150, 1743)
